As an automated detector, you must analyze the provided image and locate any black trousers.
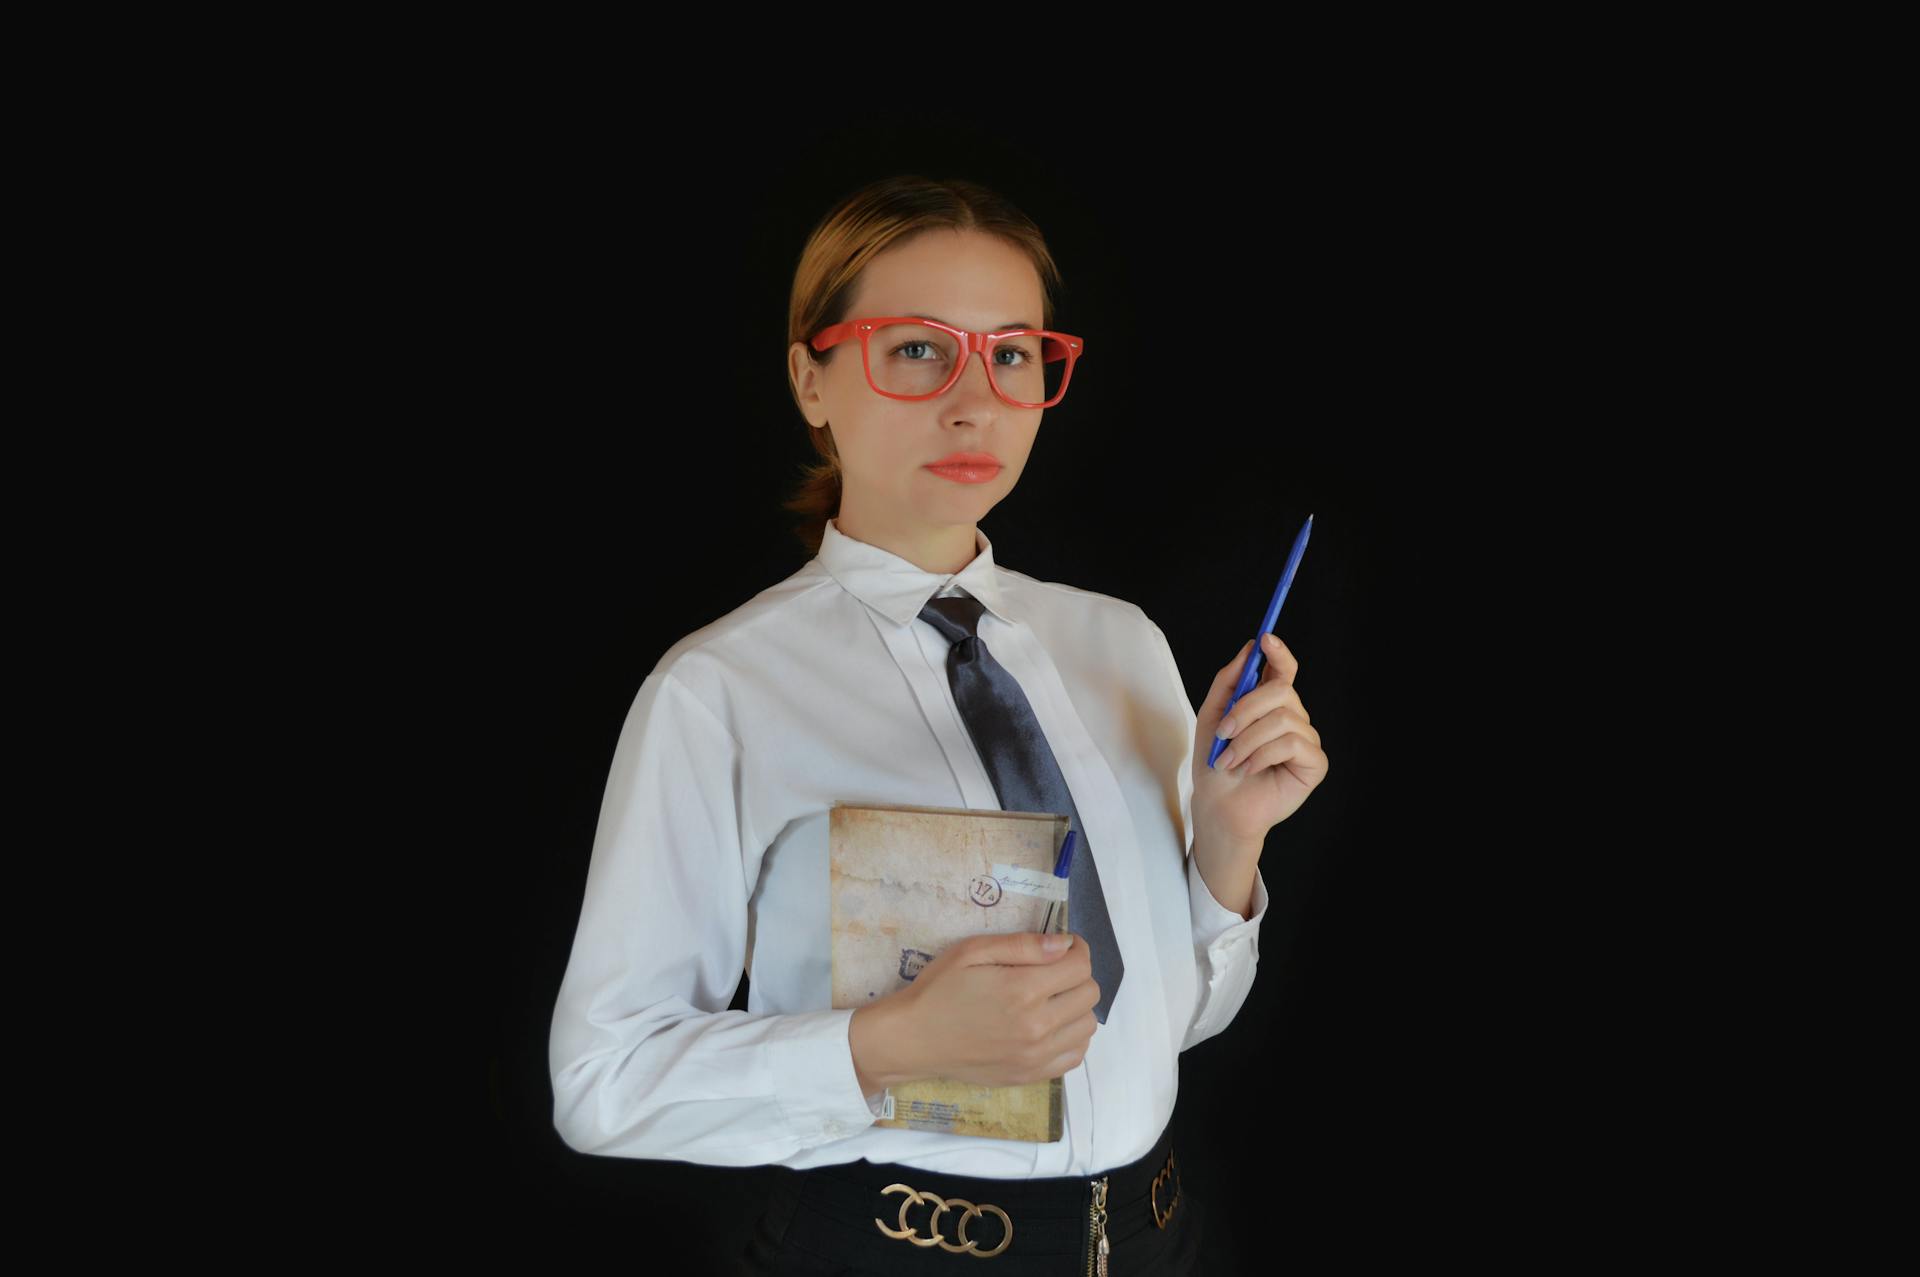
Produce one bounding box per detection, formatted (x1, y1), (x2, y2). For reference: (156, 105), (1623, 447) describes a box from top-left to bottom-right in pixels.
(733, 1110), (1201, 1275)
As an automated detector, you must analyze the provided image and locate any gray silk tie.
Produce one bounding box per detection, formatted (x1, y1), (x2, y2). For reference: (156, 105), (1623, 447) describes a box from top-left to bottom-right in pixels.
(919, 591), (1125, 1023)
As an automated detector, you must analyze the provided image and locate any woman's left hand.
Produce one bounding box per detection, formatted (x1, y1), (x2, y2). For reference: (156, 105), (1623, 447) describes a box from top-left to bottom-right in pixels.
(1191, 633), (1330, 847)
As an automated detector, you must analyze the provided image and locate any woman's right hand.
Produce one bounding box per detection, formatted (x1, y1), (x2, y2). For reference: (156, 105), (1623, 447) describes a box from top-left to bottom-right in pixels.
(891, 932), (1101, 1088)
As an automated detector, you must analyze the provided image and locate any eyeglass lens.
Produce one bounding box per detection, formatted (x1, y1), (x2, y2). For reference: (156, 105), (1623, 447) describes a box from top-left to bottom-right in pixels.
(866, 321), (1070, 406)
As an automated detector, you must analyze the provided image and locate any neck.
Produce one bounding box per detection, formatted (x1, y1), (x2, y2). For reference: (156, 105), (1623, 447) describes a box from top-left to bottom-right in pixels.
(833, 511), (978, 576)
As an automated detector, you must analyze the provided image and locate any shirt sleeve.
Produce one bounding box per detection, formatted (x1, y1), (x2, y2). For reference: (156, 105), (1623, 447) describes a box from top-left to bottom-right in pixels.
(548, 665), (884, 1164)
(1184, 844), (1269, 1050)
(1143, 616), (1272, 1052)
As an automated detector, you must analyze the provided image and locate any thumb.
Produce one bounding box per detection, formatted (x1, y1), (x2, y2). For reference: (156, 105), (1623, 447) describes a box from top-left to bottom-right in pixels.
(959, 931), (1077, 966)
(1200, 638), (1256, 737)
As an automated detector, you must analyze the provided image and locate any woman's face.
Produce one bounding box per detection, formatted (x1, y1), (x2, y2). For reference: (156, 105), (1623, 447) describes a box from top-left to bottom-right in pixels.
(789, 228), (1048, 555)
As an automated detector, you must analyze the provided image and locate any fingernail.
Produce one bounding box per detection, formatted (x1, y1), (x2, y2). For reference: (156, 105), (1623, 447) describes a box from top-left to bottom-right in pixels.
(1219, 719), (1236, 738)
(1219, 748), (1236, 767)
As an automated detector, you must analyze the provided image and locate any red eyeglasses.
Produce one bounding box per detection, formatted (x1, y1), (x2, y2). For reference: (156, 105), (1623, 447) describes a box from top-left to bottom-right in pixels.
(810, 316), (1085, 409)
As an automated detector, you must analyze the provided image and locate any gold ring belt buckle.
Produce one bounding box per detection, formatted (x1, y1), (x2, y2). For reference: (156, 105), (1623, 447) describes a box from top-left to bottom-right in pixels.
(1151, 1149), (1182, 1229)
(874, 1182), (1013, 1258)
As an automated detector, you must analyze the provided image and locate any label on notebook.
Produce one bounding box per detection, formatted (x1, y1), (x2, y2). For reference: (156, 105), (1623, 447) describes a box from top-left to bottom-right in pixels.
(991, 863), (1069, 902)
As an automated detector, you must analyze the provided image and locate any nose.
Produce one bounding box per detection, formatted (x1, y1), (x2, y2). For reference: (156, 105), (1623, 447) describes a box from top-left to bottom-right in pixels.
(949, 336), (1005, 407)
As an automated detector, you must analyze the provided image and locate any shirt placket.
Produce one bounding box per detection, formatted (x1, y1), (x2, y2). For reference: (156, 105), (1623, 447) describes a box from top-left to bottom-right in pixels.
(987, 619), (1168, 1176)
(897, 604), (1159, 1176)
(896, 608), (1084, 1175)
(871, 613), (1003, 813)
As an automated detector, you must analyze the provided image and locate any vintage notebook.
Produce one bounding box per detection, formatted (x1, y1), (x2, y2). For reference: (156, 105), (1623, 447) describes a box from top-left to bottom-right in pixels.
(828, 800), (1070, 1143)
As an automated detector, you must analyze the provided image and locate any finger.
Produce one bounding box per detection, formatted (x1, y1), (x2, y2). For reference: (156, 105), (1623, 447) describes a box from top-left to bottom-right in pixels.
(1231, 733), (1330, 786)
(1218, 683), (1313, 740)
(1222, 635), (1306, 729)
(1201, 638), (1256, 734)
(1259, 632), (1299, 686)
(1224, 730), (1304, 775)
(1217, 710), (1322, 767)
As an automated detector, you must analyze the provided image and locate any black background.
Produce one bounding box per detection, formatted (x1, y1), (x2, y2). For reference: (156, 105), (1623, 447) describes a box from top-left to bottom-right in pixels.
(400, 107), (1677, 1267)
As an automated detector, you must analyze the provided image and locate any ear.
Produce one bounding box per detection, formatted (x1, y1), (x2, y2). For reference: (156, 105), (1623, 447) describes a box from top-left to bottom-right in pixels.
(790, 341), (829, 425)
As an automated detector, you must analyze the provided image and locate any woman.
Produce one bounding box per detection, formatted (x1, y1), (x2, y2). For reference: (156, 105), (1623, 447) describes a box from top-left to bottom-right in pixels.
(548, 175), (1329, 1274)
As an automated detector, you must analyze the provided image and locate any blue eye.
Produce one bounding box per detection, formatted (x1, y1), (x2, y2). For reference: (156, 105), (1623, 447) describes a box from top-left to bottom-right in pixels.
(893, 341), (944, 360)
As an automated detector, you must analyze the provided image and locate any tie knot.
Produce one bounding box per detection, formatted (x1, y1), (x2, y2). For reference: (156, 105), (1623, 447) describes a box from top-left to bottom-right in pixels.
(919, 591), (986, 644)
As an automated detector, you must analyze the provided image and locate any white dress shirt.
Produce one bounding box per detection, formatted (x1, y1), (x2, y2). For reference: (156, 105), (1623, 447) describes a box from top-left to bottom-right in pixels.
(549, 517), (1269, 1177)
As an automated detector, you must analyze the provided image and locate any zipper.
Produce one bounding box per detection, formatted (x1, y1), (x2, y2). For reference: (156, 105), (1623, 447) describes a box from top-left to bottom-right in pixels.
(1085, 1174), (1109, 1276)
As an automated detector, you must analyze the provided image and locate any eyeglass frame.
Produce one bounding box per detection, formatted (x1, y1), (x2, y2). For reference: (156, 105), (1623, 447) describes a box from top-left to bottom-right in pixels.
(809, 316), (1085, 410)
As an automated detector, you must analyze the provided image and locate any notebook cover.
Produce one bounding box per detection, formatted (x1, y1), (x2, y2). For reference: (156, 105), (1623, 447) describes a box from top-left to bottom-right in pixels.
(828, 801), (1069, 1143)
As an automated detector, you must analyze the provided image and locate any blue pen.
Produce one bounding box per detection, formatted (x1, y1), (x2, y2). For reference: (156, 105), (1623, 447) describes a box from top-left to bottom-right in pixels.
(1040, 828), (1076, 936)
(1208, 512), (1314, 770)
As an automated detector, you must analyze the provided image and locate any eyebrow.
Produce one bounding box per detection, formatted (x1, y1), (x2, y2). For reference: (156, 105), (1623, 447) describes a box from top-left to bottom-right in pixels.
(907, 313), (1040, 332)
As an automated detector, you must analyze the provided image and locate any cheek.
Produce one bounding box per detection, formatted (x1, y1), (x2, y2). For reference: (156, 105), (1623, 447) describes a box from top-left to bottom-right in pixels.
(845, 415), (920, 479)
(833, 412), (898, 462)
(884, 421), (926, 469)
(1005, 428), (1042, 471)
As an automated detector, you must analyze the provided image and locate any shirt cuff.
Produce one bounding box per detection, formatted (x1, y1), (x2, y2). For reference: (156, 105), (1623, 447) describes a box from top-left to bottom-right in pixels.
(1188, 851), (1269, 950)
(767, 1007), (885, 1144)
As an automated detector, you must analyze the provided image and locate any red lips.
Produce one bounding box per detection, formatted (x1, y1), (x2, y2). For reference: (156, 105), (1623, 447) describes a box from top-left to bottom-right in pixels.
(924, 451), (1002, 485)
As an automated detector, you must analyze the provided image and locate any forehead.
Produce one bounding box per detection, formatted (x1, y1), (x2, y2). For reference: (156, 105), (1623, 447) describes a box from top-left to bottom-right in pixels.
(853, 229), (1044, 329)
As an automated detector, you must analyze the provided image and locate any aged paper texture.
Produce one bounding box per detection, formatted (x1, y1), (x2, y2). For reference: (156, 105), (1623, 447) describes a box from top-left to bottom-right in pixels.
(829, 801), (1070, 1143)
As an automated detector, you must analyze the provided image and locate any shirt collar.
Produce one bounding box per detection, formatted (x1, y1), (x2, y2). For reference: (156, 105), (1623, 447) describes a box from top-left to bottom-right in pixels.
(816, 517), (1018, 629)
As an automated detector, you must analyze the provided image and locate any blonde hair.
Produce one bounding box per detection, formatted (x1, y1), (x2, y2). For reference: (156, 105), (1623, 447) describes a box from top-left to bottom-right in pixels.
(782, 174), (1065, 555)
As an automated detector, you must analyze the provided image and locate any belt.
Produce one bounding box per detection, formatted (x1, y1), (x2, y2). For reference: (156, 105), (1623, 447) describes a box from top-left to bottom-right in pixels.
(765, 1116), (1184, 1273)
